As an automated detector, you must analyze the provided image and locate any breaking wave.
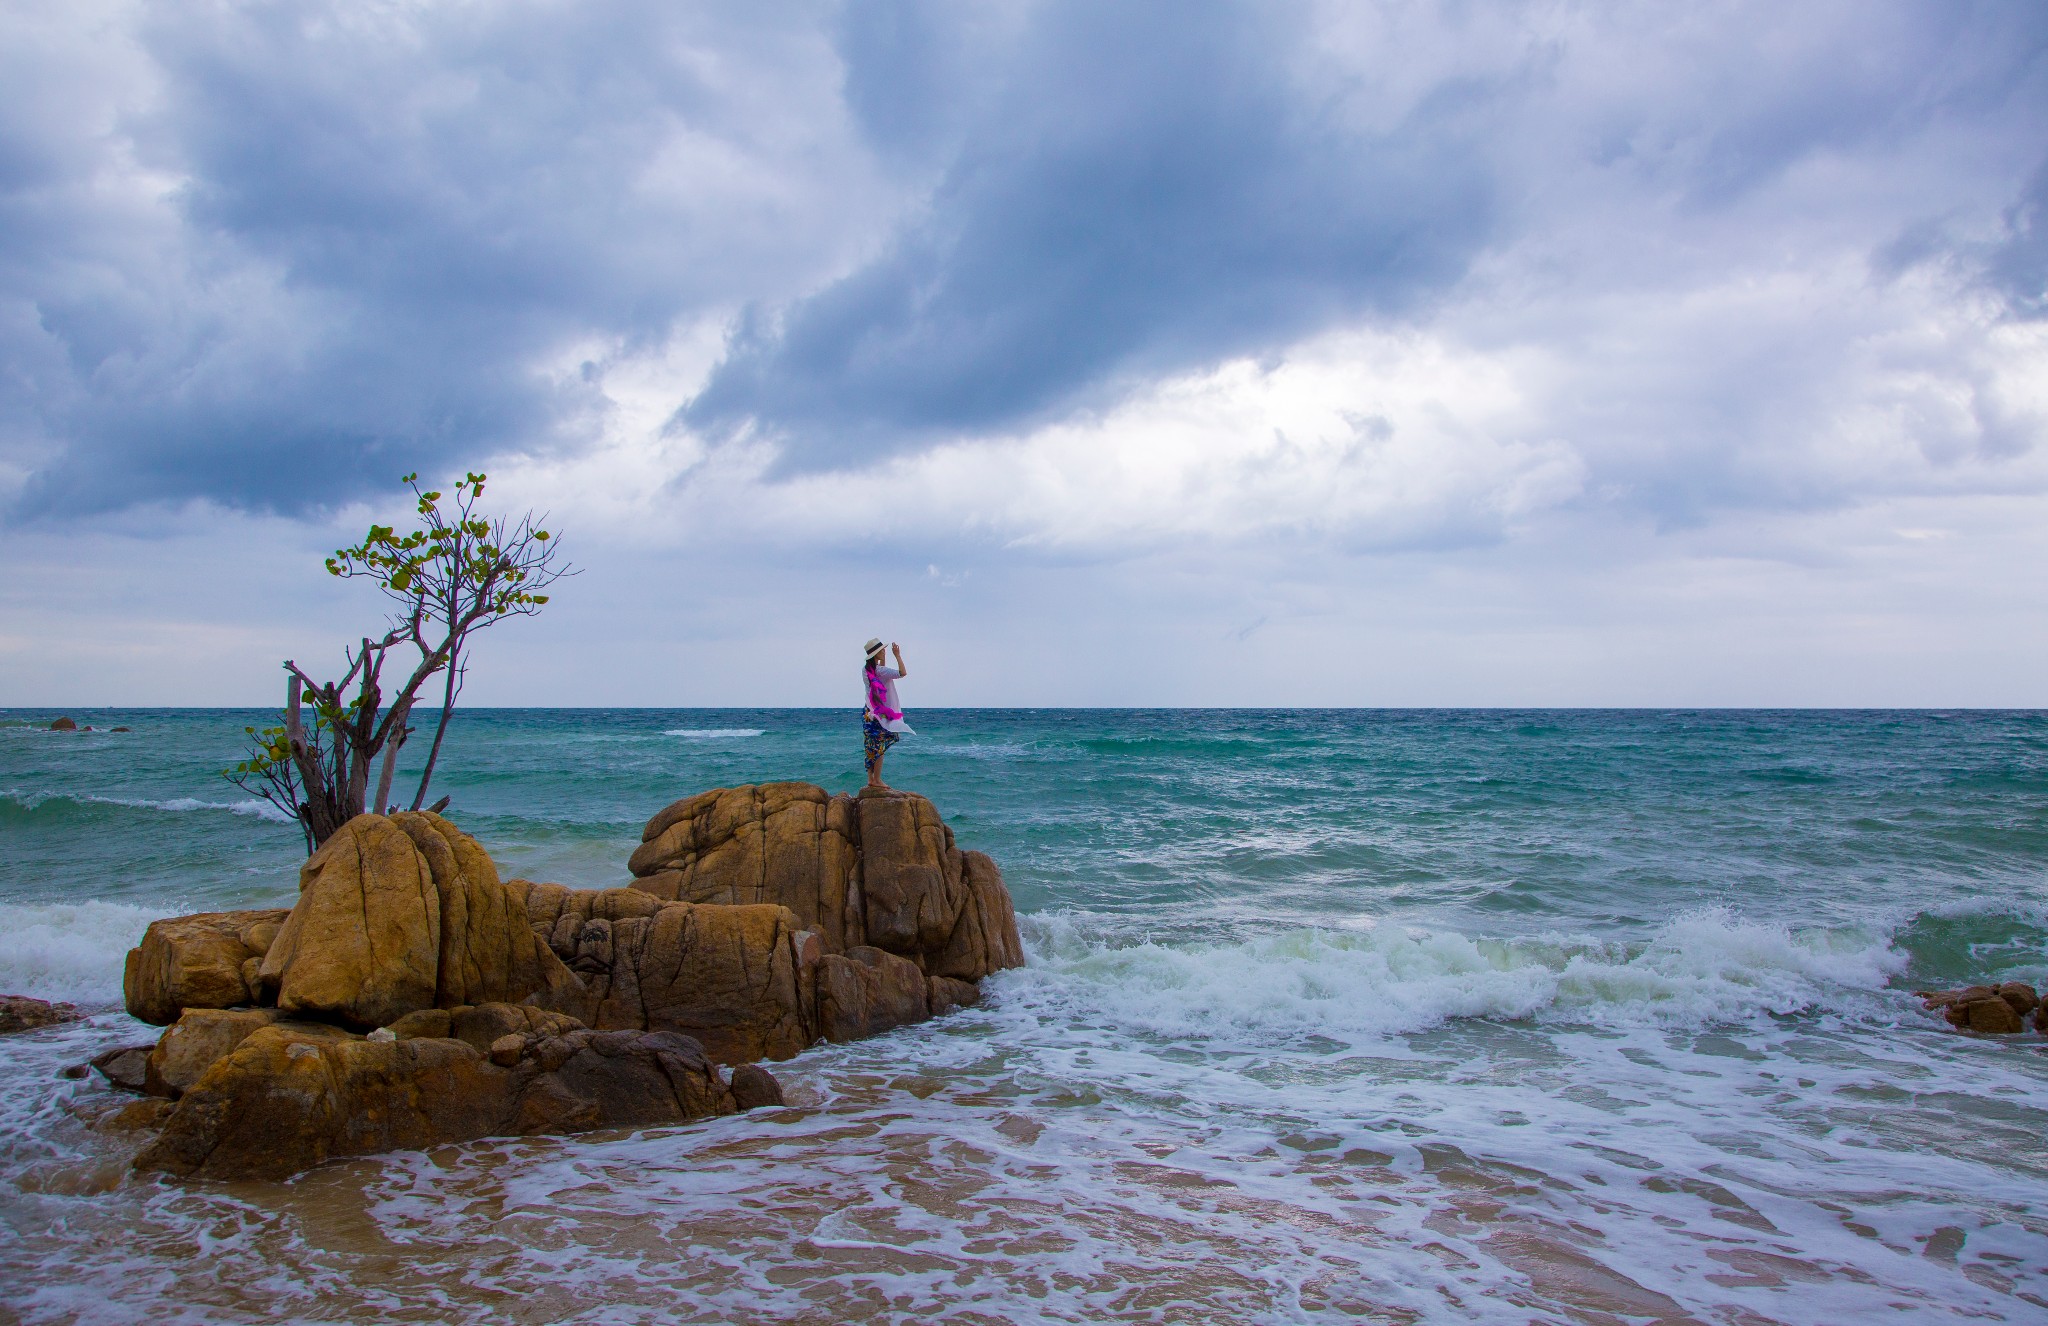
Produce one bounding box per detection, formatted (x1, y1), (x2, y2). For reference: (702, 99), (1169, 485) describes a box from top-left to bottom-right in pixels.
(2, 788), (296, 825)
(663, 728), (766, 740)
(0, 900), (161, 1007)
(1009, 905), (1917, 1043)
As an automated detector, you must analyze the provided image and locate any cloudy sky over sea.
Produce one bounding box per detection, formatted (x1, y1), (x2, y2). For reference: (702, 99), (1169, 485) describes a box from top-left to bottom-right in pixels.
(3, 1), (2045, 706)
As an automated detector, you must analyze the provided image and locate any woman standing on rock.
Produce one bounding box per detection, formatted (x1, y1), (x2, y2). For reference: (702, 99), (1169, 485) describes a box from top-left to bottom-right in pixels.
(863, 638), (913, 789)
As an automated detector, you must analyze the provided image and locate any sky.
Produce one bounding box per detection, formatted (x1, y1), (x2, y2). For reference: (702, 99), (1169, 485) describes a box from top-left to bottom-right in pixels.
(2, 0), (2045, 707)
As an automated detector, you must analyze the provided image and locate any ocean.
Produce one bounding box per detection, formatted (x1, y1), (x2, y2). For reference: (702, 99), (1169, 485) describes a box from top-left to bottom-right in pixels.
(2, 707), (2045, 1323)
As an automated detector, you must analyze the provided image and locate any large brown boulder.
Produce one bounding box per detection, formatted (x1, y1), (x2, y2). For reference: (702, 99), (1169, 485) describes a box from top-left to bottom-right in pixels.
(124, 909), (289, 1025)
(933, 850), (1025, 982)
(854, 791), (966, 958)
(144, 1007), (302, 1098)
(133, 1016), (750, 1181)
(627, 783), (1024, 983)
(260, 816), (442, 1029)
(814, 945), (933, 1043)
(516, 783), (1026, 1063)
(629, 783), (865, 951)
(525, 885), (811, 1063)
(254, 813), (580, 1031)
(387, 811), (578, 1009)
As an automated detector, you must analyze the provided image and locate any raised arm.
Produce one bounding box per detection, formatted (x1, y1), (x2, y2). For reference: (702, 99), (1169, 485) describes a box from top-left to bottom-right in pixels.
(891, 641), (908, 679)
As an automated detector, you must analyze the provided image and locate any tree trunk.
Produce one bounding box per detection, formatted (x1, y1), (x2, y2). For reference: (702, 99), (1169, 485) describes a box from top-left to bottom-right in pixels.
(410, 648), (464, 811)
(372, 700), (411, 815)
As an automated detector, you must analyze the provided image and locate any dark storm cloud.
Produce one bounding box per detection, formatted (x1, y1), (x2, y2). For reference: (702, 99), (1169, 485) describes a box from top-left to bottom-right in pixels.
(4, 0), (2048, 520)
(687, 0), (1497, 466)
(1, 1), (860, 516)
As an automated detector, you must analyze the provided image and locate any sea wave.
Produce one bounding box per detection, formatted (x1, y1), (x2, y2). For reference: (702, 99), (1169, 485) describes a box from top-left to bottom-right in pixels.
(662, 728), (766, 739)
(1009, 906), (1912, 1042)
(0, 900), (161, 1006)
(2, 788), (296, 824)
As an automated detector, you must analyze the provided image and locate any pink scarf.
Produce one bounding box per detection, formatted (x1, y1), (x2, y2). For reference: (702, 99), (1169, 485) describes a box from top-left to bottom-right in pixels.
(865, 667), (902, 722)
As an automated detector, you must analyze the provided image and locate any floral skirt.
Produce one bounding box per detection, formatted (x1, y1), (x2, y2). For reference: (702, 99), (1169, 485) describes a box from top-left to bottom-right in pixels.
(863, 715), (901, 774)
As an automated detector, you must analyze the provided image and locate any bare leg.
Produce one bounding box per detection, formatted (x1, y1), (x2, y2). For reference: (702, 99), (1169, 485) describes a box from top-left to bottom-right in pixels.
(868, 747), (887, 788)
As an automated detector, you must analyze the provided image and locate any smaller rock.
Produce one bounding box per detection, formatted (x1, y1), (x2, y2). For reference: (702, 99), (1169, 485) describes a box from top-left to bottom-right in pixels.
(385, 1008), (453, 1040)
(94, 1098), (176, 1134)
(729, 1063), (785, 1110)
(60, 1063), (90, 1080)
(449, 1003), (583, 1054)
(489, 1034), (525, 1067)
(1945, 998), (2024, 1034)
(92, 1045), (154, 1093)
(49, 717), (76, 731)
(815, 946), (931, 1043)
(110, 726), (131, 733)
(534, 1033), (581, 1073)
(145, 1008), (312, 1099)
(1996, 983), (2039, 1018)
(1920, 983), (2042, 1035)
(926, 976), (981, 1015)
(125, 908), (291, 1025)
(0, 995), (81, 1034)
(367, 1027), (397, 1043)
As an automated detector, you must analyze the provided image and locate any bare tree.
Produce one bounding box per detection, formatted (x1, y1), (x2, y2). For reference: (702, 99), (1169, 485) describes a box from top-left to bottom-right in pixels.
(224, 472), (571, 849)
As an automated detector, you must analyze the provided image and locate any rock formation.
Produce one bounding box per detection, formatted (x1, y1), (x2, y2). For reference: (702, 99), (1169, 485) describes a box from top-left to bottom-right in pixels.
(1, 995), (81, 1034)
(125, 909), (287, 1025)
(524, 783), (1024, 1055)
(135, 1012), (737, 1181)
(1918, 982), (2046, 1034)
(109, 784), (1023, 1180)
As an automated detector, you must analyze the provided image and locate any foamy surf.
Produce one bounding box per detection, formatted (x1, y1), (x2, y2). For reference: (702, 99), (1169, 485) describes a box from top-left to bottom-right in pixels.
(1016, 906), (1908, 1043)
(662, 728), (766, 739)
(0, 901), (160, 1007)
(3, 789), (296, 824)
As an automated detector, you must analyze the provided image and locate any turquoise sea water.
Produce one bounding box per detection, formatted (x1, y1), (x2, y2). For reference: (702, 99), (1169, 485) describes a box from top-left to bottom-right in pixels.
(3, 708), (2047, 1322)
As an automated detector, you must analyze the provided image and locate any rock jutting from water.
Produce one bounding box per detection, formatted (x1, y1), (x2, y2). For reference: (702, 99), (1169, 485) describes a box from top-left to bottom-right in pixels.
(0, 995), (81, 1035)
(1918, 982), (2046, 1034)
(107, 784), (1024, 1180)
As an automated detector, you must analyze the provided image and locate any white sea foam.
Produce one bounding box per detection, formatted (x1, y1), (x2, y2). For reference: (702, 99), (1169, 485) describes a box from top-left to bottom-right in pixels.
(4, 788), (296, 824)
(1013, 906), (1906, 1044)
(662, 728), (766, 739)
(0, 900), (159, 1006)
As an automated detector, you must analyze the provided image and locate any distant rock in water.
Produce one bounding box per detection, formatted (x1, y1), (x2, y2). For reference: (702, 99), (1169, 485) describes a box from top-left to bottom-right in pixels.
(113, 784), (1024, 1180)
(48, 717), (76, 731)
(1918, 982), (2044, 1034)
(0, 995), (80, 1034)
